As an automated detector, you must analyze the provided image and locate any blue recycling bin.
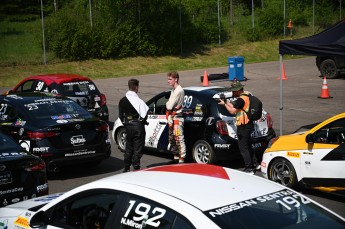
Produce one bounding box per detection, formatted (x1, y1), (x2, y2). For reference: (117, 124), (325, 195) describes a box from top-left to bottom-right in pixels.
(228, 56), (245, 81)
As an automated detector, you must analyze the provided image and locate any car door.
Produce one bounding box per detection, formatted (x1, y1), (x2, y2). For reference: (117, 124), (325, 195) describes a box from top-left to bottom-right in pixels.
(145, 92), (170, 152)
(301, 118), (345, 187)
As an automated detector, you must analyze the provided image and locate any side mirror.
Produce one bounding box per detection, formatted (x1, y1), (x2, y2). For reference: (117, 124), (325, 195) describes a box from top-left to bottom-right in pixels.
(30, 211), (48, 228)
(305, 133), (314, 144)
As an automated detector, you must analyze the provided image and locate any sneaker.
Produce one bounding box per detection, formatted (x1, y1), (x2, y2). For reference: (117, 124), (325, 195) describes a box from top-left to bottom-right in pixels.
(243, 168), (255, 175)
(254, 164), (261, 171)
(178, 158), (185, 163)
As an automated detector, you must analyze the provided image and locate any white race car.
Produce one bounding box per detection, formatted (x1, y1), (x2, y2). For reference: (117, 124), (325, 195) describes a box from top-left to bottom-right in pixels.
(1, 164), (344, 228)
(261, 112), (345, 196)
(113, 86), (276, 164)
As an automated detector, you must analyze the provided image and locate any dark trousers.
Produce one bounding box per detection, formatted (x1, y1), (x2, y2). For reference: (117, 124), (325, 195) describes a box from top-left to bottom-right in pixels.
(237, 123), (257, 168)
(124, 122), (145, 170)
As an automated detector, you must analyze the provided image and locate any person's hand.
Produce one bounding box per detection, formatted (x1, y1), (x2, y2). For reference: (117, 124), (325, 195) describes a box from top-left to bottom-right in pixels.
(218, 100), (225, 106)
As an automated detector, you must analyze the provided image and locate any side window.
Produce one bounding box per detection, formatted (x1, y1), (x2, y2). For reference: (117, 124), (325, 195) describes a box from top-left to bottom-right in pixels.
(148, 95), (169, 115)
(118, 195), (181, 229)
(49, 191), (120, 229)
(314, 118), (345, 144)
(17, 80), (35, 92)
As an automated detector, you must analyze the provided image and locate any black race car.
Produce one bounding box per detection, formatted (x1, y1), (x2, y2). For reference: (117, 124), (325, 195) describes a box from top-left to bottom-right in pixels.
(113, 86), (276, 164)
(0, 92), (111, 172)
(0, 130), (48, 207)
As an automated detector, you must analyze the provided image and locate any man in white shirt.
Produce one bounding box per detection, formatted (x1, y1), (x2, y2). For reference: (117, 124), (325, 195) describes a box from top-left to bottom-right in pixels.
(119, 79), (149, 172)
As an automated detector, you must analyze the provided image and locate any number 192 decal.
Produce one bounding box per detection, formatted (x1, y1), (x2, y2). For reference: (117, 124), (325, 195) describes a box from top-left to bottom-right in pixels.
(121, 200), (166, 228)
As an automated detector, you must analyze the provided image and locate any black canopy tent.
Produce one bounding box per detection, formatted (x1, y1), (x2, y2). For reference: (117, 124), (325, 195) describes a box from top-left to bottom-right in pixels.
(277, 19), (345, 135)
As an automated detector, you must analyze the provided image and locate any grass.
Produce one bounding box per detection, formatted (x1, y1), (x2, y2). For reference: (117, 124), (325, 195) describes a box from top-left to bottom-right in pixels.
(0, 19), (313, 88)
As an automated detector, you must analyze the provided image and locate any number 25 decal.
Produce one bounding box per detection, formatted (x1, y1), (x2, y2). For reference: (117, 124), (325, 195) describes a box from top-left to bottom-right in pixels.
(123, 200), (166, 227)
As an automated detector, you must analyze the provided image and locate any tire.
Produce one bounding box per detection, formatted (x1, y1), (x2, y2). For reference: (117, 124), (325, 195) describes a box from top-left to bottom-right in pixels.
(116, 127), (126, 152)
(320, 59), (339, 79)
(268, 158), (298, 189)
(192, 140), (216, 164)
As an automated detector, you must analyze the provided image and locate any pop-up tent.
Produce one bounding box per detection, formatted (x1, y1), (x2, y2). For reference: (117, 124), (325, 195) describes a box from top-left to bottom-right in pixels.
(277, 19), (345, 135)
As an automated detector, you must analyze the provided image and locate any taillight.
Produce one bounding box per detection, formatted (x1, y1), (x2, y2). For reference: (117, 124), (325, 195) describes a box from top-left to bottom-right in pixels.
(27, 131), (58, 140)
(267, 137), (279, 149)
(100, 94), (107, 107)
(266, 113), (273, 129)
(96, 123), (109, 132)
(25, 161), (46, 172)
(216, 120), (228, 135)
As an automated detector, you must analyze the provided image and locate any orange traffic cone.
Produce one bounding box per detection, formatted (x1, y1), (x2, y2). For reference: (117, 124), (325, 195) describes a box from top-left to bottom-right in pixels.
(318, 76), (332, 99)
(277, 63), (288, 80)
(203, 70), (209, 86)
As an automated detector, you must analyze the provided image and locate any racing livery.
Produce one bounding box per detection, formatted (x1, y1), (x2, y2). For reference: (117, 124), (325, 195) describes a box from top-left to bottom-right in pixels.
(261, 112), (345, 196)
(0, 164), (344, 228)
(0, 92), (111, 172)
(6, 73), (109, 121)
(113, 86), (276, 164)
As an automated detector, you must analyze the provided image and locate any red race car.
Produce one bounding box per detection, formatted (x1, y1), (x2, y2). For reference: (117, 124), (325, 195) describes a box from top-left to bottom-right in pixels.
(7, 73), (109, 122)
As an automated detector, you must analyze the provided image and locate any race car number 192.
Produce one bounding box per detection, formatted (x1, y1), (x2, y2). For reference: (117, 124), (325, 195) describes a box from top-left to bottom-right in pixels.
(121, 200), (167, 228)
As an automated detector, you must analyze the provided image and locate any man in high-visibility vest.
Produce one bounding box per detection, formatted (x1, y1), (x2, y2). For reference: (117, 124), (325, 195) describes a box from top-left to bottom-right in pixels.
(218, 81), (259, 174)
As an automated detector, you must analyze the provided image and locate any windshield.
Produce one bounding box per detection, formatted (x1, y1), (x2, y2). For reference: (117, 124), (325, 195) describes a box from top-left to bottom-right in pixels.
(59, 80), (99, 96)
(205, 189), (345, 228)
(23, 98), (92, 120)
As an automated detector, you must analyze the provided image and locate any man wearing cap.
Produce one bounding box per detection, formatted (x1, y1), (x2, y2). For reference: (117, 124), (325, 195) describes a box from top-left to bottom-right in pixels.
(119, 79), (149, 172)
(218, 81), (259, 174)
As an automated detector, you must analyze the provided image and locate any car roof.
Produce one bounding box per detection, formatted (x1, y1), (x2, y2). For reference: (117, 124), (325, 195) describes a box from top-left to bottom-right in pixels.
(72, 164), (285, 211)
(23, 74), (91, 85)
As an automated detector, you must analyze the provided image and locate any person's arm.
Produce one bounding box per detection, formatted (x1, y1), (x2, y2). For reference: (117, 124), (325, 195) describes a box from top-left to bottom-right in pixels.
(218, 100), (237, 115)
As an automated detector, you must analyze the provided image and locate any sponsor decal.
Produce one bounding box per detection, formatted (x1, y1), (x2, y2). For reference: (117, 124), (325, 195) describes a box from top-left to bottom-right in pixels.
(19, 140), (30, 152)
(260, 161), (267, 168)
(51, 114), (72, 120)
(214, 144), (231, 149)
(15, 118), (26, 126)
(194, 104), (203, 116)
(148, 123), (163, 146)
(192, 117), (203, 121)
(88, 84), (96, 90)
(56, 119), (68, 123)
(51, 89), (58, 94)
(70, 135), (86, 146)
(0, 187), (24, 196)
(206, 117), (215, 126)
(33, 193), (63, 202)
(37, 183), (49, 192)
(19, 128), (24, 136)
(65, 150), (96, 157)
(208, 189), (310, 218)
(0, 152), (28, 158)
(14, 216), (29, 228)
(0, 219), (8, 228)
(33, 147), (49, 153)
(11, 198), (20, 203)
(287, 151), (300, 158)
(106, 139), (111, 144)
(251, 142), (262, 149)
(75, 91), (88, 96)
(63, 81), (89, 86)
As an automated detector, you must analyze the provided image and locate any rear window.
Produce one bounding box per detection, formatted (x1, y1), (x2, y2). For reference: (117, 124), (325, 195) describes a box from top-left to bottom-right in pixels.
(60, 81), (99, 96)
(23, 98), (92, 120)
(0, 132), (22, 152)
(205, 189), (345, 228)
